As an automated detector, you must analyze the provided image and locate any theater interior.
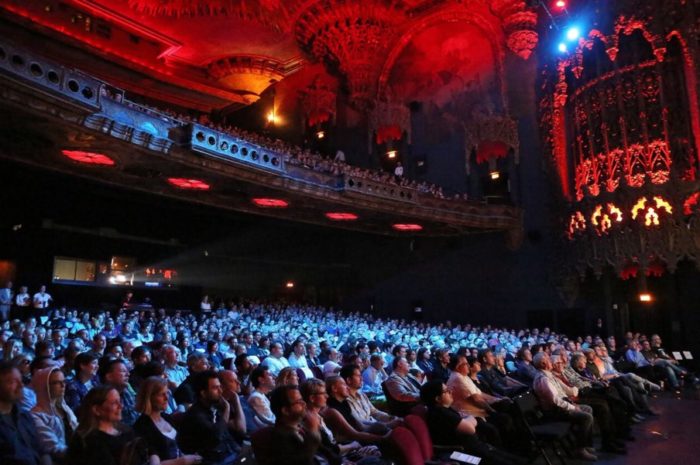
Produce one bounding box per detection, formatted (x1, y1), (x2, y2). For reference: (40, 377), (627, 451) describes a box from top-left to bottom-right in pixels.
(1, 1), (700, 463)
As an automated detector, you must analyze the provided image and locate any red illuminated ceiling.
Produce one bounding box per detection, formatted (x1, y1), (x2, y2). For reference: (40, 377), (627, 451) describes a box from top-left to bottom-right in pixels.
(167, 178), (211, 190)
(61, 150), (115, 166)
(0, 0), (537, 111)
(252, 198), (289, 208)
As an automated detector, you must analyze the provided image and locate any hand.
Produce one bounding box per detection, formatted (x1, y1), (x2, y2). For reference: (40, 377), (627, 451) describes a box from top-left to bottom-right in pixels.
(182, 454), (202, 465)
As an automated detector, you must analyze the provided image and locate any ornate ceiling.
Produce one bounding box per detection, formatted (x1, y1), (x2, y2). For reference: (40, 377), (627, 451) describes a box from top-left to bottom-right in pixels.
(0, 0), (538, 111)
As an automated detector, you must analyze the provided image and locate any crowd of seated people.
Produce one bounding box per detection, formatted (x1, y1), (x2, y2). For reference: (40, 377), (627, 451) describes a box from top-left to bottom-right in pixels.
(98, 90), (469, 202)
(1, 291), (699, 464)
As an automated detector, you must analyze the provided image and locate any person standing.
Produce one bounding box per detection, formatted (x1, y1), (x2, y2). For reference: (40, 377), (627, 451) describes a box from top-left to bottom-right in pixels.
(32, 285), (53, 315)
(0, 281), (12, 322)
(14, 286), (31, 319)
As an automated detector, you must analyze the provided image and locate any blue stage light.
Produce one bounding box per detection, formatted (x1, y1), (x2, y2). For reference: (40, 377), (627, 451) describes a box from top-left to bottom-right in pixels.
(558, 42), (568, 53)
(566, 27), (581, 41)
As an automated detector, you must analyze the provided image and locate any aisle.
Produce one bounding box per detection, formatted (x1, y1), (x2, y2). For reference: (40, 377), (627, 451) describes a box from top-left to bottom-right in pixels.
(534, 390), (700, 465)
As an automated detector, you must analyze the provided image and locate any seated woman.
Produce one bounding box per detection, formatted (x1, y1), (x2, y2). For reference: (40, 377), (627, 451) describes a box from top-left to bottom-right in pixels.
(419, 380), (525, 465)
(300, 378), (385, 465)
(30, 366), (79, 463)
(275, 367), (299, 388)
(66, 385), (153, 465)
(134, 376), (202, 465)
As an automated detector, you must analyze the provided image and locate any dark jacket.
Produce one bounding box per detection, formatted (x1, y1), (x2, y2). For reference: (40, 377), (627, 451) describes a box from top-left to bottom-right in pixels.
(0, 404), (45, 465)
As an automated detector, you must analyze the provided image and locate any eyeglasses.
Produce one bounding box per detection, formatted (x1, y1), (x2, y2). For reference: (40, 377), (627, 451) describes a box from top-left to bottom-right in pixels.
(312, 391), (328, 396)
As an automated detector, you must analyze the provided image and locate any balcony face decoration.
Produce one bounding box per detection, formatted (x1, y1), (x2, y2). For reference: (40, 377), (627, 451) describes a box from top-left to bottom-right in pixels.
(539, 6), (700, 277)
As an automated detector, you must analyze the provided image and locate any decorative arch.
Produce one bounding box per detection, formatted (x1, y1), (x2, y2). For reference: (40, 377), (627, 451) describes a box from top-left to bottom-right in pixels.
(376, 7), (506, 104)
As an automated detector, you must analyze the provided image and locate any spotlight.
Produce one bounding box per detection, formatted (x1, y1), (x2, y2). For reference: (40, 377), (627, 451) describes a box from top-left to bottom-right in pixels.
(639, 293), (653, 302)
(555, 0), (566, 8)
(286, 281), (295, 288)
(266, 111), (277, 124)
(316, 130), (325, 139)
(387, 150), (397, 159)
(558, 42), (568, 53)
(490, 171), (500, 180)
(566, 27), (581, 41)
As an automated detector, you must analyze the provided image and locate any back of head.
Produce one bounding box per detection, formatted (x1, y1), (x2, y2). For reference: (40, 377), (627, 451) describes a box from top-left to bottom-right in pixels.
(338, 364), (357, 382)
(269, 385), (298, 419)
(419, 379), (444, 407)
(250, 365), (269, 389)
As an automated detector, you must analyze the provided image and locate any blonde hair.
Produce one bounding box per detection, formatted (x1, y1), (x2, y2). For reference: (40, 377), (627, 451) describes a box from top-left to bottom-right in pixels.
(276, 367), (298, 387)
(135, 376), (168, 415)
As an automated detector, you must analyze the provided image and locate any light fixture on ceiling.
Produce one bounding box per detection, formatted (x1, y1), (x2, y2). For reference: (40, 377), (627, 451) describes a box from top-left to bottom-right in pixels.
(252, 198), (289, 208)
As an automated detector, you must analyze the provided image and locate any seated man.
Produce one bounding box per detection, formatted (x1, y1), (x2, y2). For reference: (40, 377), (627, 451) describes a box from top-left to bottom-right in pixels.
(532, 353), (597, 461)
(99, 358), (138, 426)
(419, 380), (525, 465)
(383, 357), (421, 415)
(340, 364), (401, 434)
(0, 361), (50, 465)
(173, 352), (210, 408)
(477, 349), (528, 397)
(261, 343), (289, 377)
(254, 385), (321, 465)
(514, 347), (538, 385)
(642, 338), (697, 390)
(247, 365), (276, 427)
(178, 370), (240, 465)
(361, 354), (388, 397)
(218, 370), (247, 437)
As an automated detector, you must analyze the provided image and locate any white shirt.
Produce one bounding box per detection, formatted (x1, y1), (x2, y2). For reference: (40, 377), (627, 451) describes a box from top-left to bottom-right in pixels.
(32, 292), (52, 309)
(394, 165), (404, 177)
(16, 292), (30, 307)
(261, 355), (289, 377)
(288, 353), (314, 379)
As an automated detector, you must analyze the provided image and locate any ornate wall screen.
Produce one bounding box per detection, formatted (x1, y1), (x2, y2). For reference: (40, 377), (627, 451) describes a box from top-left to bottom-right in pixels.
(539, 7), (700, 277)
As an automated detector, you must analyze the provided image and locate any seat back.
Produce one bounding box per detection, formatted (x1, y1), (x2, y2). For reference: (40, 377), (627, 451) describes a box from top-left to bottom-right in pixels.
(250, 426), (275, 464)
(311, 366), (324, 380)
(404, 414), (432, 460)
(409, 404), (428, 420)
(295, 368), (307, 383)
(389, 426), (424, 465)
(513, 391), (542, 420)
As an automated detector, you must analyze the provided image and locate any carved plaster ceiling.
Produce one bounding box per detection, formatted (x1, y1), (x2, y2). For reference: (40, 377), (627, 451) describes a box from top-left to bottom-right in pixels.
(0, 0), (538, 111)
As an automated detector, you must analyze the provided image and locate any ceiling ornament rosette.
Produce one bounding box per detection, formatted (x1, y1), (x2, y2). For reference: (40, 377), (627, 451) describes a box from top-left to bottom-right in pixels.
(293, 0), (405, 108)
(490, 0), (538, 59)
(298, 77), (337, 127)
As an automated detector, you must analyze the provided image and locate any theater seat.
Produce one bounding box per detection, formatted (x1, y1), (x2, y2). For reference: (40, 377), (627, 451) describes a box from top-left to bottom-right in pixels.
(382, 381), (418, 417)
(388, 426), (424, 465)
(250, 426), (275, 465)
(513, 392), (570, 465)
(404, 414), (462, 461)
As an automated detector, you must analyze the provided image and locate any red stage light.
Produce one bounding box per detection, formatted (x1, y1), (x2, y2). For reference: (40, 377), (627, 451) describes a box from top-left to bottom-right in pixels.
(325, 212), (358, 221)
(392, 223), (423, 231)
(61, 150), (115, 166)
(252, 198), (289, 208)
(167, 178), (210, 190)
(555, 0), (566, 8)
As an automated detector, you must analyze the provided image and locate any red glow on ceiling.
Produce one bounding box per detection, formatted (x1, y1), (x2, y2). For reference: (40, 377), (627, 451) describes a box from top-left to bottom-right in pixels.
(167, 178), (210, 190)
(252, 198), (289, 208)
(392, 223), (423, 231)
(61, 150), (115, 166)
(325, 212), (358, 221)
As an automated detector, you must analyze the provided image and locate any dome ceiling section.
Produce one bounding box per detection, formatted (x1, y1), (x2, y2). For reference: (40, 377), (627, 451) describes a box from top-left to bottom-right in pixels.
(293, 0), (407, 107)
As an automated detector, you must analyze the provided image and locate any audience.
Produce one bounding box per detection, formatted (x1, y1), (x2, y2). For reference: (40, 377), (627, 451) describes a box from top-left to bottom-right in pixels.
(1, 291), (696, 465)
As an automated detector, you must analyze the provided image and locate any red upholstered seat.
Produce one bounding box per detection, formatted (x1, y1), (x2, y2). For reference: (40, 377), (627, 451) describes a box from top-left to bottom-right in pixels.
(389, 426), (424, 465)
(404, 414), (432, 460)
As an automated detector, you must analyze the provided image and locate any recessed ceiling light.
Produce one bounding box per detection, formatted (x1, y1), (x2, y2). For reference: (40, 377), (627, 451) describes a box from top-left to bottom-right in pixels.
(252, 198), (289, 208)
(167, 178), (210, 190)
(61, 150), (115, 166)
(392, 223), (423, 231)
(325, 212), (358, 221)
